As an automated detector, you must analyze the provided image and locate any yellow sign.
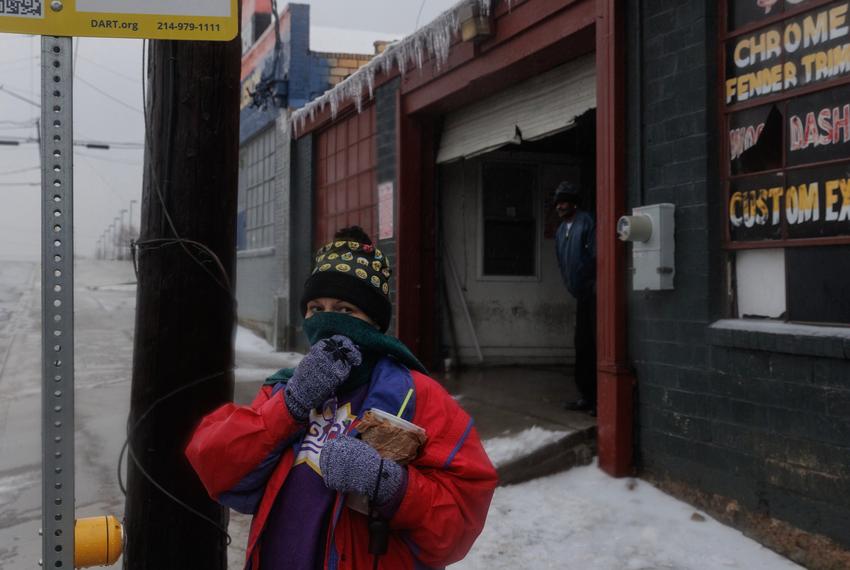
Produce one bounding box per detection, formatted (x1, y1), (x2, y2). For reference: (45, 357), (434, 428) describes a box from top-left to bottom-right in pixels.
(0, 0), (238, 41)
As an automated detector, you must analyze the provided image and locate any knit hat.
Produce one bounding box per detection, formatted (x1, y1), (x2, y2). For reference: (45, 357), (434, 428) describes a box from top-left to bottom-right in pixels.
(553, 181), (581, 204)
(300, 227), (392, 332)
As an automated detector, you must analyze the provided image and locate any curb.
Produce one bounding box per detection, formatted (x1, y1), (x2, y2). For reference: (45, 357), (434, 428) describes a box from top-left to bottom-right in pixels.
(496, 426), (597, 486)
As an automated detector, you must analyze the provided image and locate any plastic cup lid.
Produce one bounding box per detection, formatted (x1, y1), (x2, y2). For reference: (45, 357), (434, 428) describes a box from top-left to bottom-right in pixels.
(366, 408), (425, 435)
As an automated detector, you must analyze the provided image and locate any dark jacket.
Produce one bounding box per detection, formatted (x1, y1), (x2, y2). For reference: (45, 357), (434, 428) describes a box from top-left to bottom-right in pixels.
(555, 210), (596, 300)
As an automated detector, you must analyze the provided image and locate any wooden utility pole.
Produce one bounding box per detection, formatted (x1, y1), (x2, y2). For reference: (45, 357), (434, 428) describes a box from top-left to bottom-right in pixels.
(124, 32), (241, 569)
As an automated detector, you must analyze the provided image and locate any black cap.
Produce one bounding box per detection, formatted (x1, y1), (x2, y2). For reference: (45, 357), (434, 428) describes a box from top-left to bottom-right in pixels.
(553, 181), (581, 203)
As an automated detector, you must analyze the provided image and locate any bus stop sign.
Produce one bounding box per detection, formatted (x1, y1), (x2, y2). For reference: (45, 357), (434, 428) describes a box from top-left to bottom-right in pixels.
(0, 0), (238, 41)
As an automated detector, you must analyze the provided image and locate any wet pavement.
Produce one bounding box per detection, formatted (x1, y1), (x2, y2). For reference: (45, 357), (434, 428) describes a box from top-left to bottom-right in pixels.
(0, 259), (136, 569)
(438, 365), (596, 441)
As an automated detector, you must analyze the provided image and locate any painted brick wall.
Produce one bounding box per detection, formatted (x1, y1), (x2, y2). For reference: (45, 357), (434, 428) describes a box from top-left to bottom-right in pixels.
(627, 0), (850, 555)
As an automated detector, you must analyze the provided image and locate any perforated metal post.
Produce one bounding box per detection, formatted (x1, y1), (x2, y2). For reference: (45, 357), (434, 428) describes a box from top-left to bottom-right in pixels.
(40, 35), (74, 570)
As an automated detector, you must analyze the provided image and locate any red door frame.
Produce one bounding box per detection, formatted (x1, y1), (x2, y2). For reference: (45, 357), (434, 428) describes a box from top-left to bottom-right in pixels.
(595, 0), (634, 477)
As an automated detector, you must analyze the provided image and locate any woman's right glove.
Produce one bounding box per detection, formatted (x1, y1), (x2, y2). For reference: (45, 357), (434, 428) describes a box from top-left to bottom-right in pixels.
(284, 335), (362, 421)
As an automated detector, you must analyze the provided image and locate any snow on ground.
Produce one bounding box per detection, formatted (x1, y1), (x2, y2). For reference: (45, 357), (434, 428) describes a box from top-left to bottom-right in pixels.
(234, 326), (304, 384)
(483, 426), (571, 467)
(235, 325), (276, 353)
(451, 461), (803, 570)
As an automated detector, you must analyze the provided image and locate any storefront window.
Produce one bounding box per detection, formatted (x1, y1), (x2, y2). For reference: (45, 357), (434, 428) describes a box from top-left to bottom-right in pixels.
(723, 0), (850, 325)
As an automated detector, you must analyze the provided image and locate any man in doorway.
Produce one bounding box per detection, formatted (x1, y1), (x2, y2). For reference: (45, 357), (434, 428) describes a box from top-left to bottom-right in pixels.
(553, 181), (597, 416)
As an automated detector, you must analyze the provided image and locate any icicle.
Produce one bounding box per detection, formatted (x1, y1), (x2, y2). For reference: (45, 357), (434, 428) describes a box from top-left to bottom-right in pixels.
(346, 72), (364, 113)
(365, 65), (376, 99)
(414, 35), (424, 71)
(329, 90), (340, 118)
(395, 46), (407, 77)
(289, 0), (483, 132)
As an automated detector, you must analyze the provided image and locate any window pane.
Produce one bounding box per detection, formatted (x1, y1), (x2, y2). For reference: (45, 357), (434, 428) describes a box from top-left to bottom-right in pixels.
(727, 173), (785, 242)
(735, 249), (786, 319)
(785, 162), (850, 240)
(482, 164), (535, 219)
(729, 103), (783, 175)
(787, 245), (850, 324)
(786, 84), (850, 167)
(483, 220), (536, 276)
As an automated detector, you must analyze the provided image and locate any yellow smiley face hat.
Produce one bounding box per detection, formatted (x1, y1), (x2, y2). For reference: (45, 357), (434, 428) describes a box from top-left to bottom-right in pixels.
(300, 227), (392, 331)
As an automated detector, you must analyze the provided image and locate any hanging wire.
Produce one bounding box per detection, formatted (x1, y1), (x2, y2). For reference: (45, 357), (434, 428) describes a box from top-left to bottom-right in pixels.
(248, 0), (286, 110)
(415, 0), (428, 30)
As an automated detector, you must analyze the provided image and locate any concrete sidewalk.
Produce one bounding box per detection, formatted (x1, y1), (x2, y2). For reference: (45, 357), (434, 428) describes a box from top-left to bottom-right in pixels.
(438, 366), (597, 484)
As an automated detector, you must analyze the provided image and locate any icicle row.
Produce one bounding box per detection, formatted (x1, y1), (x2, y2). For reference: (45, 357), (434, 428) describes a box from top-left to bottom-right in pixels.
(291, 0), (503, 132)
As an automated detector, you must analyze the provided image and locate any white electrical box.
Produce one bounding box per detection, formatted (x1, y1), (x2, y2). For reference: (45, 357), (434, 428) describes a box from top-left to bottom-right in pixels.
(617, 203), (675, 291)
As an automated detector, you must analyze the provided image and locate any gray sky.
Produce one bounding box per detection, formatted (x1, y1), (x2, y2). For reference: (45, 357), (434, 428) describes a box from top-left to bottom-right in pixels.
(0, 0), (458, 260)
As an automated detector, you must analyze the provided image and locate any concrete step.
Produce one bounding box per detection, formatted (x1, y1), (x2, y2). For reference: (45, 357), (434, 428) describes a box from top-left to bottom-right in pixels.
(496, 426), (596, 486)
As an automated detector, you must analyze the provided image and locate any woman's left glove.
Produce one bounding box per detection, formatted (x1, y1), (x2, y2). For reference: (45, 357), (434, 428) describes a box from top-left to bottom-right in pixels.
(320, 435), (405, 507)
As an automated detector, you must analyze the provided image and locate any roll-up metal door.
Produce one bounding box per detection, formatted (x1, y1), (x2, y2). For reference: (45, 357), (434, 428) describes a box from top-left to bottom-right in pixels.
(436, 55), (596, 163)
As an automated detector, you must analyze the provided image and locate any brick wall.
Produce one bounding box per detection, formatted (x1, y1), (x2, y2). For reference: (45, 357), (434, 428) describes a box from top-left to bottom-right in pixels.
(314, 53), (374, 86)
(627, 0), (850, 559)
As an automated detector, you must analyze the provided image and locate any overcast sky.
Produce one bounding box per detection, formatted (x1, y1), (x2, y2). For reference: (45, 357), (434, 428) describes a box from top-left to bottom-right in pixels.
(0, 0), (458, 260)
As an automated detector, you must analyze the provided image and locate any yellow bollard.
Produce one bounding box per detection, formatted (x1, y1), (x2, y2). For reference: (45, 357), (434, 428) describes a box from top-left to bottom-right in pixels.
(74, 516), (123, 568)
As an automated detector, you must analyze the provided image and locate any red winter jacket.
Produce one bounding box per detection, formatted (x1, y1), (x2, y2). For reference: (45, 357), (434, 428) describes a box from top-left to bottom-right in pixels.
(185, 358), (498, 569)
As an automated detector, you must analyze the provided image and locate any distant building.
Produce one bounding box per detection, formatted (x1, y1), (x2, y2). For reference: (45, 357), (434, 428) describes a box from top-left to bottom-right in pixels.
(235, 2), (389, 347)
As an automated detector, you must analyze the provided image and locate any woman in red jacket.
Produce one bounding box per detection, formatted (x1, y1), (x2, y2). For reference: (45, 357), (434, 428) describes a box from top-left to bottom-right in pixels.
(186, 226), (498, 570)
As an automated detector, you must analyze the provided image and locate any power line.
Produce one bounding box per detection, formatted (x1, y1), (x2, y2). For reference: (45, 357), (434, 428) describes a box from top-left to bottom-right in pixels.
(0, 181), (39, 186)
(75, 74), (143, 114)
(415, 0), (428, 29)
(78, 54), (140, 84)
(0, 165), (39, 176)
(75, 150), (142, 165)
(0, 84), (40, 108)
(0, 135), (143, 149)
(0, 55), (38, 66)
(0, 118), (38, 127)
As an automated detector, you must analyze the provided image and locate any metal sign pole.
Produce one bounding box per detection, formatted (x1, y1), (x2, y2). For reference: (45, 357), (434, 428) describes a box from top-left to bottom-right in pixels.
(40, 35), (75, 570)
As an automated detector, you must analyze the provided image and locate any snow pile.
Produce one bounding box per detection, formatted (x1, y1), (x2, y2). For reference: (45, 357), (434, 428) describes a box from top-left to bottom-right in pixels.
(234, 326), (304, 383)
(235, 325), (276, 354)
(483, 426), (571, 467)
(292, 0), (507, 131)
(451, 461), (803, 570)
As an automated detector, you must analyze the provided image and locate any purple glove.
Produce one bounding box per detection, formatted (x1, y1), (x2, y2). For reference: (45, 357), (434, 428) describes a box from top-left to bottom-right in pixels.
(320, 435), (406, 508)
(284, 335), (362, 421)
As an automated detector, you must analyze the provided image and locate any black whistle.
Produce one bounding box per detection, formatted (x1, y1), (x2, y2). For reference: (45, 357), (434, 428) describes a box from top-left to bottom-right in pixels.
(368, 516), (390, 556)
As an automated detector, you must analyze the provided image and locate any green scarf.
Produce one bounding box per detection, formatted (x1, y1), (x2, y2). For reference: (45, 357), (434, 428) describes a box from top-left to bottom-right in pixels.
(264, 312), (427, 394)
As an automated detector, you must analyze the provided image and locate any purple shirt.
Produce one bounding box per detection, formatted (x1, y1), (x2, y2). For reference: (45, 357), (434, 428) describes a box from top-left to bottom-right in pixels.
(260, 385), (368, 570)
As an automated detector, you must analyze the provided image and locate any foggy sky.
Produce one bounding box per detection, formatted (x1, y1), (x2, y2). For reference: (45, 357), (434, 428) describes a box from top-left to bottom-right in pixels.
(0, 0), (457, 260)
